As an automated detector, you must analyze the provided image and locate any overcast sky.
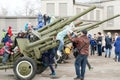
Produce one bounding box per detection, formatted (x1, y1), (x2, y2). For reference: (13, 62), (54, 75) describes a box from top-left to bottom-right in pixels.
(76, 0), (91, 2)
(0, 0), (92, 16)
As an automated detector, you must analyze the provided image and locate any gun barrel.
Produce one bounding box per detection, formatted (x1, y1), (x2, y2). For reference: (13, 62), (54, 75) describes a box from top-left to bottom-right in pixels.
(86, 14), (120, 31)
(26, 37), (53, 49)
(61, 6), (96, 26)
(38, 18), (64, 32)
(76, 14), (120, 33)
(42, 21), (83, 37)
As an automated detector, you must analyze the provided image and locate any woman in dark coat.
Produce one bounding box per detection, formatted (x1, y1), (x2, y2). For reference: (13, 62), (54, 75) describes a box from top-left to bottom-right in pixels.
(114, 36), (120, 62)
(105, 32), (112, 58)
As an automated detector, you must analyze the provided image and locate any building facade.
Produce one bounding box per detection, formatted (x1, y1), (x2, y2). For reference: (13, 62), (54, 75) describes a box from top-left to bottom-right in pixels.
(41, 0), (74, 17)
(93, 0), (120, 32)
(41, 0), (120, 35)
(0, 16), (37, 40)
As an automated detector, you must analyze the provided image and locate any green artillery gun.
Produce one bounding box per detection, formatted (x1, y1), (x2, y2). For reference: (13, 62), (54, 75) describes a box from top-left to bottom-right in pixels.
(0, 5), (119, 80)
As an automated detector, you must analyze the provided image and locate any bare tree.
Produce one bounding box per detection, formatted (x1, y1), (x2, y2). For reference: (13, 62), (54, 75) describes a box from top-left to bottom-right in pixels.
(24, 1), (36, 16)
(14, 0), (41, 16)
(0, 7), (8, 16)
(14, 10), (24, 16)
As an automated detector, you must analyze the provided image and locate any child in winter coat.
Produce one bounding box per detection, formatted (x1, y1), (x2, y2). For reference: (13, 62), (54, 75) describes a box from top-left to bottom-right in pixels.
(2, 41), (13, 65)
(90, 38), (97, 55)
(7, 26), (13, 37)
(56, 22), (76, 57)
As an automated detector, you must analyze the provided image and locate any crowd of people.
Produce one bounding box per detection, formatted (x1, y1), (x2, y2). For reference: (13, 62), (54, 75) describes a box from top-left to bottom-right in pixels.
(0, 23), (36, 65)
(89, 32), (120, 62)
(0, 15), (120, 80)
(0, 26), (13, 65)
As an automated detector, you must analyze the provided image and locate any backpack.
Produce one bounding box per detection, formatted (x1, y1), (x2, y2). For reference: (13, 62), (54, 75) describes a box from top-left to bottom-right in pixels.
(73, 48), (79, 58)
(0, 47), (5, 56)
(90, 40), (96, 46)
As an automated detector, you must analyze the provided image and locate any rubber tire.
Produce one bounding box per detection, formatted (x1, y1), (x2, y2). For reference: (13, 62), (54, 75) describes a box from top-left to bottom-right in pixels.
(13, 57), (37, 80)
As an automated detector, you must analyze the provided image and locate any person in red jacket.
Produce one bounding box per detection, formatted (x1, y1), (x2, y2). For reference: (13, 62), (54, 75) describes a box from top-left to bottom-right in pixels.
(7, 26), (13, 37)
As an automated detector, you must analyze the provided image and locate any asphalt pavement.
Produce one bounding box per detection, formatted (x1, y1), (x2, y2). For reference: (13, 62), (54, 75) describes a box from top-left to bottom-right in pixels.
(0, 52), (120, 80)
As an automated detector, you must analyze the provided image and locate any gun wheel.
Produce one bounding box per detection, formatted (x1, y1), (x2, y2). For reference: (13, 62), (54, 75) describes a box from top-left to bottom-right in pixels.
(13, 57), (37, 80)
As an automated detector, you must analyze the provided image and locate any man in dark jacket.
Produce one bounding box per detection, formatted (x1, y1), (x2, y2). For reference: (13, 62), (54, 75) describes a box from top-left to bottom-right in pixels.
(97, 32), (102, 56)
(42, 48), (57, 77)
(67, 30), (89, 80)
